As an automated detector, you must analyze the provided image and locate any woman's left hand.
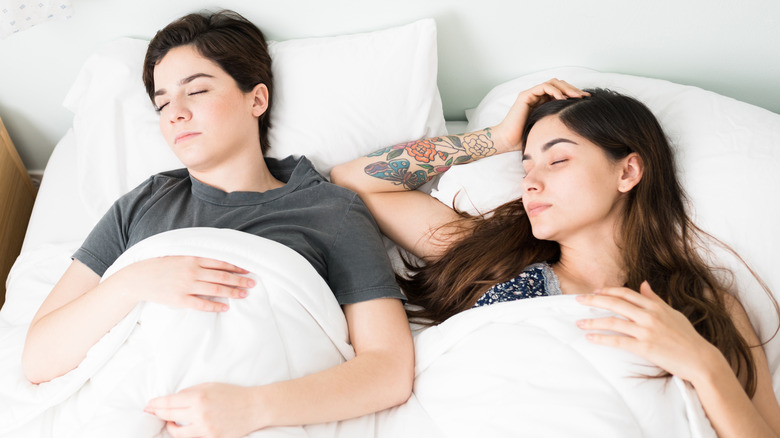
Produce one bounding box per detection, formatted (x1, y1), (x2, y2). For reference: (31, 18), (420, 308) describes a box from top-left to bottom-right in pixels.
(145, 383), (263, 438)
(575, 281), (718, 383)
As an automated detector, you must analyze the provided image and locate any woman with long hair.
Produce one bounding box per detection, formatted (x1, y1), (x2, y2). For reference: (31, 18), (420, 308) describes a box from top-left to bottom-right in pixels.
(331, 79), (780, 436)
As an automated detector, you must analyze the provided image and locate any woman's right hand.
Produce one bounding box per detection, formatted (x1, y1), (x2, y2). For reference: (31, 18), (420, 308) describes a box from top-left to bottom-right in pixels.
(104, 256), (253, 312)
(492, 79), (589, 153)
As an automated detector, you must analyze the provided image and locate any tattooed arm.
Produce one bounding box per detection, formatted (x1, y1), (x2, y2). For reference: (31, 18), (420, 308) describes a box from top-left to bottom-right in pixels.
(330, 130), (501, 260)
(357, 129), (499, 191)
(331, 79), (588, 260)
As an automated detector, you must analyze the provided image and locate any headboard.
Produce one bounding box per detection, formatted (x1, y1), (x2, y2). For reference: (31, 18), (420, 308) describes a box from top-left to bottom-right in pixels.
(0, 0), (778, 172)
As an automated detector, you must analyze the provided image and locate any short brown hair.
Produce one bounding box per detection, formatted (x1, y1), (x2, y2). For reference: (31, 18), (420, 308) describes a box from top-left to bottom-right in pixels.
(142, 10), (274, 154)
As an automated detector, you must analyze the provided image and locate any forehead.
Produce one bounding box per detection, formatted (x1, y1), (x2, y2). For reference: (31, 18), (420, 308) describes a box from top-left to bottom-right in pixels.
(524, 116), (576, 153)
(153, 45), (224, 85)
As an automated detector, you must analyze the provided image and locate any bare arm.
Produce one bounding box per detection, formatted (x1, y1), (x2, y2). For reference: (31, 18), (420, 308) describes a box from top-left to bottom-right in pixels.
(332, 130), (497, 261)
(145, 298), (414, 436)
(330, 79), (589, 261)
(23, 257), (253, 383)
(578, 283), (780, 437)
(688, 294), (780, 437)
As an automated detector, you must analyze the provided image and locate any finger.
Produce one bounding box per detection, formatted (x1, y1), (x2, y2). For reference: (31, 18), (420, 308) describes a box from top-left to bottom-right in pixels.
(535, 79), (586, 101)
(181, 294), (230, 312)
(547, 78), (590, 98)
(147, 393), (190, 411)
(193, 257), (250, 274)
(147, 406), (186, 422)
(638, 281), (660, 300)
(577, 316), (647, 339)
(166, 420), (201, 438)
(594, 285), (654, 307)
(197, 268), (255, 291)
(190, 279), (249, 301)
(576, 293), (650, 323)
(537, 81), (567, 101)
(583, 330), (644, 356)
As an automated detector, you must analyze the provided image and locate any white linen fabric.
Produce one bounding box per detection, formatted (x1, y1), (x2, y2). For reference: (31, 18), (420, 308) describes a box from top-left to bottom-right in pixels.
(64, 18), (445, 223)
(411, 295), (716, 438)
(0, 228), (367, 437)
(3, 35), (776, 436)
(0, 229), (715, 438)
(432, 67), (780, 396)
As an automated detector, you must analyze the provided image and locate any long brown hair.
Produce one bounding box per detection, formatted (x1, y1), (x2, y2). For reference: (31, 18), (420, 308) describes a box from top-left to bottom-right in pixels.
(142, 10), (274, 153)
(399, 89), (776, 396)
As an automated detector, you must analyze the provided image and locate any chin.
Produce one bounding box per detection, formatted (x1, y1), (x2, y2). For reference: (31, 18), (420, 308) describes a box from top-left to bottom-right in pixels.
(530, 225), (558, 242)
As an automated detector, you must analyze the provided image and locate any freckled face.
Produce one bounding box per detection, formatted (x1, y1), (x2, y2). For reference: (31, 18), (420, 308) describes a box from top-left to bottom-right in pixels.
(152, 45), (261, 172)
(521, 115), (627, 243)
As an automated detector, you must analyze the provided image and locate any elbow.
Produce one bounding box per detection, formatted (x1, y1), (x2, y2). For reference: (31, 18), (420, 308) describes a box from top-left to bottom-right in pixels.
(392, 373), (414, 407)
(329, 163), (361, 194)
(385, 351), (415, 408)
(21, 351), (49, 385)
(22, 336), (62, 384)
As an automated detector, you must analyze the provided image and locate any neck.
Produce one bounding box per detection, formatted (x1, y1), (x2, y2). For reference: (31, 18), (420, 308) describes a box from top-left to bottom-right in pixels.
(554, 234), (626, 295)
(188, 148), (284, 193)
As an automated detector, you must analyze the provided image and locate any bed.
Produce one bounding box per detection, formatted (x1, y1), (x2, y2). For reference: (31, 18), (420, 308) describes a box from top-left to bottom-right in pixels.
(1, 13), (779, 438)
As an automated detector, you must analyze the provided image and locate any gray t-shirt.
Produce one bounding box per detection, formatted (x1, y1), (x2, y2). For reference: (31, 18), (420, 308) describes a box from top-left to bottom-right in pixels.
(73, 156), (404, 305)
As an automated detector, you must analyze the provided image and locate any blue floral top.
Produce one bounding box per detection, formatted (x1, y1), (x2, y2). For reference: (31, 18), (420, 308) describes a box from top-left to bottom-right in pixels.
(473, 262), (562, 308)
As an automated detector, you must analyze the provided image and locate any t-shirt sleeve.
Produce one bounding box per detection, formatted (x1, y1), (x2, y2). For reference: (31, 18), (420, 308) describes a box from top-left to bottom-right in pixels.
(72, 177), (154, 277)
(327, 195), (405, 305)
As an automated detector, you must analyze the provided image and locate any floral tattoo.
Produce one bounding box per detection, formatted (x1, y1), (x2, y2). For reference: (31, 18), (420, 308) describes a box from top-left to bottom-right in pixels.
(364, 129), (496, 190)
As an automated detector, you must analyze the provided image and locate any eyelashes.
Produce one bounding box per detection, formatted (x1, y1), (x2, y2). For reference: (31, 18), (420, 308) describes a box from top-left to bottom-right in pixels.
(154, 90), (208, 113)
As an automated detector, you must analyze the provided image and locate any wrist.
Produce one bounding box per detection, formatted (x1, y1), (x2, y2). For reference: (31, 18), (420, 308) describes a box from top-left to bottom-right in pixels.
(488, 124), (519, 155)
(248, 384), (276, 430)
(100, 272), (143, 312)
(687, 343), (732, 389)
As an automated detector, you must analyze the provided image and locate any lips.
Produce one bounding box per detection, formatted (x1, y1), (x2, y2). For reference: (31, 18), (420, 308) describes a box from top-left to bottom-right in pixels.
(524, 201), (551, 217)
(175, 131), (201, 144)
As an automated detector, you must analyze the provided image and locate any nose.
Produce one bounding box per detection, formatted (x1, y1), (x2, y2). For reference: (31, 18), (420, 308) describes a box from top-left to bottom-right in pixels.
(167, 99), (192, 124)
(521, 167), (541, 193)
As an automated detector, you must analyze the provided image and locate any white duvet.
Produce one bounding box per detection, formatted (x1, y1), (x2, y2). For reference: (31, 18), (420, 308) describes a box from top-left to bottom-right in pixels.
(0, 228), (715, 437)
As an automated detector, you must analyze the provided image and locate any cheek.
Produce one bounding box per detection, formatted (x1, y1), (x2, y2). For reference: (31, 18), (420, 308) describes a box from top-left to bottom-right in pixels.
(159, 117), (173, 145)
(157, 114), (171, 144)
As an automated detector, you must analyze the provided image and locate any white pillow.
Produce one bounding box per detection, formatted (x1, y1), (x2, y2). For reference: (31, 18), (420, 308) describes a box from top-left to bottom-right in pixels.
(63, 19), (446, 221)
(434, 67), (780, 391)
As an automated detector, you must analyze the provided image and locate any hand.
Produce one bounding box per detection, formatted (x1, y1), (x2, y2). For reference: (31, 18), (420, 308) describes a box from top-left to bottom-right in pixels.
(104, 256), (254, 312)
(145, 383), (263, 438)
(493, 79), (589, 153)
(575, 281), (719, 384)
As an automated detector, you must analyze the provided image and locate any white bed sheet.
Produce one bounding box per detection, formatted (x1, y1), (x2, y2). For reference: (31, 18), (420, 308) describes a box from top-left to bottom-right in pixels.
(1, 121), (719, 438)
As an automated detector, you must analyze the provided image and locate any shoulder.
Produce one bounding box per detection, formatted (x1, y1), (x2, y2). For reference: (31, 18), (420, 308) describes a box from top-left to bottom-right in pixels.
(121, 168), (188, 197)
(111, 169), (189, 214)
(720, 292), (760, 344)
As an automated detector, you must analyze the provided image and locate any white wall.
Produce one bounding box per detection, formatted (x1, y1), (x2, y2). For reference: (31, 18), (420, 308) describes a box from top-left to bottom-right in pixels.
(2, 0), (779, 170)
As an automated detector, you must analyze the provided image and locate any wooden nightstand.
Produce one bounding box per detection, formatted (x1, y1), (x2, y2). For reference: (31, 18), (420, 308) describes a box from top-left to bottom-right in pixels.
(0, 116), (37, 307)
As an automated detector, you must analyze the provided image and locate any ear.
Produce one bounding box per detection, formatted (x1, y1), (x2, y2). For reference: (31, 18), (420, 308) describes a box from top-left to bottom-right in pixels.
(250, 83), (269, 118)
(617, 153), (644, 193)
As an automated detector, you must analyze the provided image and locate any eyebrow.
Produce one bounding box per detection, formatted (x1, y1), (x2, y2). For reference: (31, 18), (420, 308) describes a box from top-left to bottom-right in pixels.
(153, 73), (215, 97)
(522, 138), (578, 160)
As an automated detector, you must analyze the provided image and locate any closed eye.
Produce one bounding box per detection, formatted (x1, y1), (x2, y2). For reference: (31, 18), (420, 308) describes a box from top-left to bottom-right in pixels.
(551, 159), (568, 165)
(155, 102), (169, 112)
(189, 90), (207, 96)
